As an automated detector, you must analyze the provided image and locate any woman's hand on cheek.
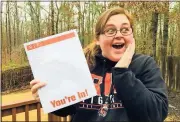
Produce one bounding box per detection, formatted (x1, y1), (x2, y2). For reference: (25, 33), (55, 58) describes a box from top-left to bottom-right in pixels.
(115, 38), (135, 68)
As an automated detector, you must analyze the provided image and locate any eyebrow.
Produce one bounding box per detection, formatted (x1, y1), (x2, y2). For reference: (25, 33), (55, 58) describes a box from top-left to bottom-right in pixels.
(105, 23), (130, 27)
(104, 24), (115, 27)
(121, 23), (130, 26)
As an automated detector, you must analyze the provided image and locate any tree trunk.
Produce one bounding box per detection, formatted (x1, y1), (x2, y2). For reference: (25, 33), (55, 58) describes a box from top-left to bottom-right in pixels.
(15, 1), (20, 47)
(151, 11), (158, 59)
(1, 2), (3, 49)
(104, 1), (106, 10)
(67, 3), (70, 30)
(162, 8), (169, 57)
(7, 2), (12, 61)
(6, 3), (8, 56)
(88, 2), (91, 44)
(51, 1), (55, 35)
(36, 2), (41, 38)
(55, 2), (60, 33)
(47, 4), (51, 35)
(13, 10), (16, 47)
(77, 1), (81, 40)
(161, 2), (169, 79)
(82, 2), (85, 47)
(28, 2), (35, 40)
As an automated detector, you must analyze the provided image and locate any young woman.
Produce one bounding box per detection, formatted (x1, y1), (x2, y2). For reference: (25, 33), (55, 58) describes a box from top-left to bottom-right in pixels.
(30, 7), (168, 122)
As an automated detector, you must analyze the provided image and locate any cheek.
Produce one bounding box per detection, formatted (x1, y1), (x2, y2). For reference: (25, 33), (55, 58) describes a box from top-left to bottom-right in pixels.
(99, 41), (110, 51)
(98, 38), (113, 56)
(98, 36), (112, 48)
(125, 35), (134, 44)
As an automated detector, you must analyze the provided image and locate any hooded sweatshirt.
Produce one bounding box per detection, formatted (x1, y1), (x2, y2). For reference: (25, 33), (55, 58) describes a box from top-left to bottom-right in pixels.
(52, 53), (168, 122)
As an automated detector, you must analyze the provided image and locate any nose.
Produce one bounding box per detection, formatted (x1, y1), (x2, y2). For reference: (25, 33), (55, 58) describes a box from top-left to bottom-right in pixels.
(114, 30), (123, 37)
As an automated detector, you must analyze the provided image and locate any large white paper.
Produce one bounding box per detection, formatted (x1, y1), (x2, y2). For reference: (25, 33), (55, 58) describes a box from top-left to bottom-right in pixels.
(24, 30), (97, 113)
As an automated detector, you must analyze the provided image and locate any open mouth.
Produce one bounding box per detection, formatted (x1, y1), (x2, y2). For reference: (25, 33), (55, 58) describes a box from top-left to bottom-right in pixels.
(112, 44), (125, 49)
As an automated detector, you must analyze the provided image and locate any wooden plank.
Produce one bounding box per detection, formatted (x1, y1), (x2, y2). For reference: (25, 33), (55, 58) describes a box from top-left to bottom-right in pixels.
(67, 115), (72, 121)
(2, 102), (42, 117)
(25, 105), (29, 121)
(61, 117), (67, 121)
(12, 108), (16, 121)
(52, 114), (59, 121)
(48, 113), (61, 121)
(2, 109), (12, 117)
(1, 98), (72, 121)
(37, 103), (41, 121)
(2, 99), (37, 110)
(48, 113), (53, 121)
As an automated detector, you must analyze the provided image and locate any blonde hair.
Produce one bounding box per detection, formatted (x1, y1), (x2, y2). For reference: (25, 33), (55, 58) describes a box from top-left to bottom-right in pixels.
(84, 7), (134, 70)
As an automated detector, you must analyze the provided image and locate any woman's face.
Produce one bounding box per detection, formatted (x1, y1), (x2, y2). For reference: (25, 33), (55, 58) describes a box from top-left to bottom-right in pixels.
(97, 14), (134, 62)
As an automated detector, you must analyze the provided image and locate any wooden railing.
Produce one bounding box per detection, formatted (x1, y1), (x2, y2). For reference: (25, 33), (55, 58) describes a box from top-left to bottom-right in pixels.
(1, 99), (71, 122)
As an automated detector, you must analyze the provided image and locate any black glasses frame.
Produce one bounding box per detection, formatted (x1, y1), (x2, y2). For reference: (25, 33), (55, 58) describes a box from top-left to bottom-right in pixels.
(103, 27), (133, 37)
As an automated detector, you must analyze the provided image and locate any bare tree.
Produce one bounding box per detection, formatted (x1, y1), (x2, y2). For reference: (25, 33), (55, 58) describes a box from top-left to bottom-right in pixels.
(161, 2), (169, 78)
(1, 2), (3, 49)
(51, 1), (55, 35)
(14, 1), (20, 47)
(151, 10), (158, 58)
(6, 2), (12, 61)
(55, 2), (60, 33)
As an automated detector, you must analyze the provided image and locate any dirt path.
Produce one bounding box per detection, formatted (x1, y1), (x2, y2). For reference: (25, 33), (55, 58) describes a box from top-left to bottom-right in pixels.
(166, 91), (180, 121)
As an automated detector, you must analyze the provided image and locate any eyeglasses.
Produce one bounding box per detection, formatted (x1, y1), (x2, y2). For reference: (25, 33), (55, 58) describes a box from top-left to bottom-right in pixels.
(102, 27), (132, 37)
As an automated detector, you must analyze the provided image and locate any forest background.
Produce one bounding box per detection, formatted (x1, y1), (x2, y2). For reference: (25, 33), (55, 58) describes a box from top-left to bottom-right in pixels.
(1, 1), (180, 121)
(2, 1), (180, 91)
(1, 1), (180, 71)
